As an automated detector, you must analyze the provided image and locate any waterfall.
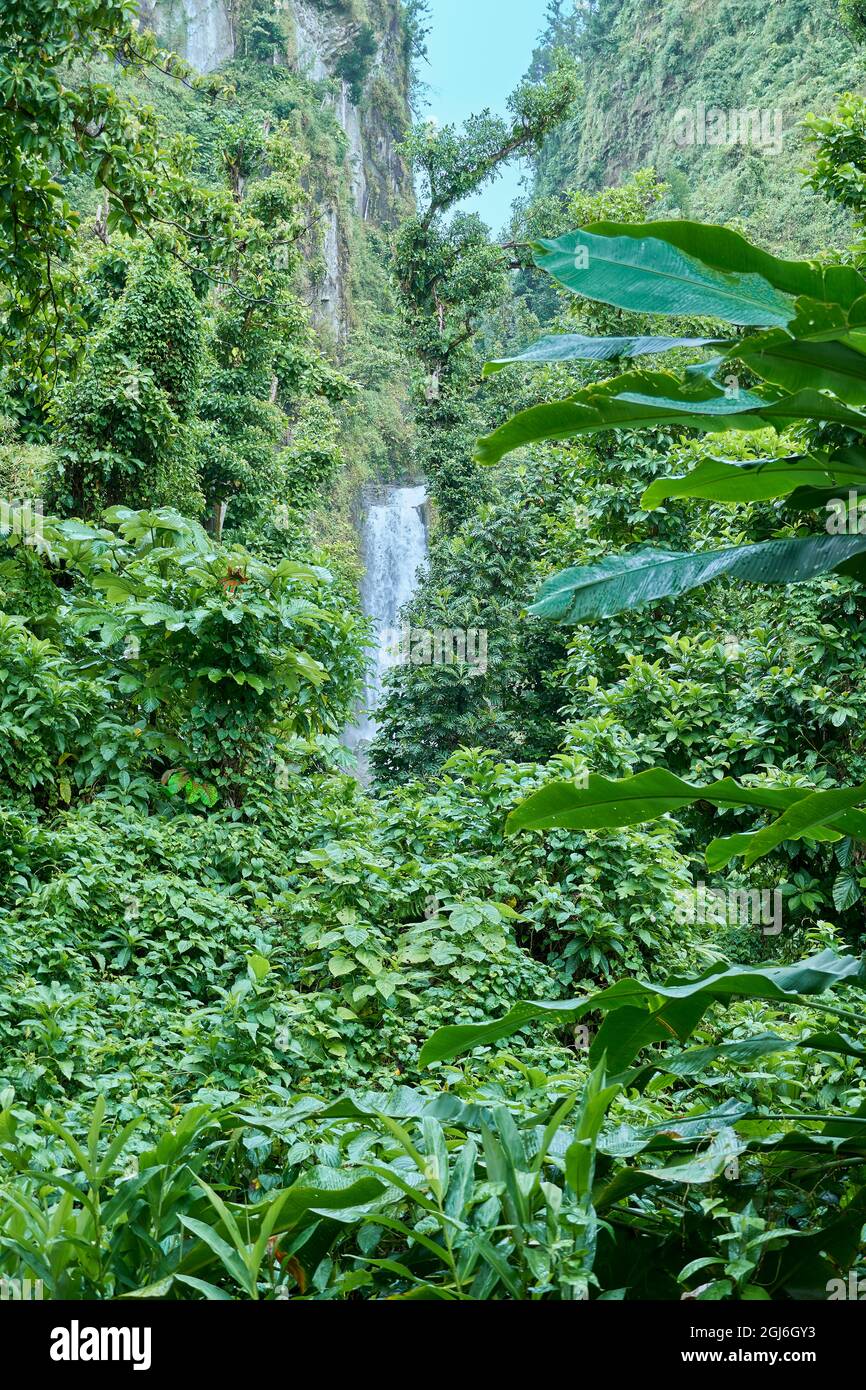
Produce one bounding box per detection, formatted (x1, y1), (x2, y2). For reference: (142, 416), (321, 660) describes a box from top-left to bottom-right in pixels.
(344, 484), (428, 776)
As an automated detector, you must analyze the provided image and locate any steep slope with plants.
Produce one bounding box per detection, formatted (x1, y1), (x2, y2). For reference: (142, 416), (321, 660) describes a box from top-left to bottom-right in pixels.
(528, 0), (866, 254)
(143, 0), (415, 342)
(0, 0), (865, 1309)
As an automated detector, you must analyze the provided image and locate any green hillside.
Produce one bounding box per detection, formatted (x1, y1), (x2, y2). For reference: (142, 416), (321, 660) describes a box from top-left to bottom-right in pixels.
(530, 0), (866, 253)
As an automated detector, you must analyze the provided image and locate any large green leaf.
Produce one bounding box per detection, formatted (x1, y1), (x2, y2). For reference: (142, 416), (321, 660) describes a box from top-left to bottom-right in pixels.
(785, 484), (859, 513)
(705, 823), (846, 870)
(506, 769), (809, 833)
(177, 1177), (384, 1277)
(316, 1086), (491, 1130)
(505, 771), (866, 860)
(628, 1030), (866, 1089)
(474, 375), (866, 466)
(614, 384), (866, 425)
(637, 1128), (745, 1185)
(738, 333), (866, 405)
(713, 781), (866, 868)
(641, 450), (866, 508)
(532, 229), (796, 325)
(579, 220), (866, 311)
(482, 333), (723, 375)
(589, 995), (712, 1074)
(596, 1099), (753, 1160)
(418, 951), (864, 1067)
(527, 535), (866, 625)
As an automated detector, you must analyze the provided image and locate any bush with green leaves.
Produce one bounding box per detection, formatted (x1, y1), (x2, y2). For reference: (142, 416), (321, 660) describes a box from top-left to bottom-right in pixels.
(0, 735), (693, 1124)
(2, 943), (863, 1301)
(48, 506), (364, 797)
(52, 248), (205, 517)
(0, 611), (150, 812)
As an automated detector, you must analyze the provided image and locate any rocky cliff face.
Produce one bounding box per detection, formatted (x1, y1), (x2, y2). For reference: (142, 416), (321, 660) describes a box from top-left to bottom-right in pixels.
(148, 0), (412, 336)
(149, 0), (234, 72)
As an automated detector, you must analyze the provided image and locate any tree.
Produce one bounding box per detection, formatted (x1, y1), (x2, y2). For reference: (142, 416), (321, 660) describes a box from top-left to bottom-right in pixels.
(0, 0), (191, 399)
(393, 53), (579, 529)
(839, 0), (866, 44)
(402, 0), (432, 111)
(805, 92), (866, 239)
(193, 116), (350, 548)
(484, 216), (866, 867)
(52, 246), (205, 516)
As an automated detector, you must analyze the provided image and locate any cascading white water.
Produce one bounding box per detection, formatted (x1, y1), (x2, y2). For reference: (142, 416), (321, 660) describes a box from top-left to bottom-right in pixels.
(344, 484), (428, 775)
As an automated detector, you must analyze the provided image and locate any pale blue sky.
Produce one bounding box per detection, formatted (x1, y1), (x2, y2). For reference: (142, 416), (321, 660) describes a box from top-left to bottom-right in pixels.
(424, 0), (552, 233)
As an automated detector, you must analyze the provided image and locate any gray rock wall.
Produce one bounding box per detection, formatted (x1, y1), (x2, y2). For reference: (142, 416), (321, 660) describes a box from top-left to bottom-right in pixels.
(147, 0), (412, 336)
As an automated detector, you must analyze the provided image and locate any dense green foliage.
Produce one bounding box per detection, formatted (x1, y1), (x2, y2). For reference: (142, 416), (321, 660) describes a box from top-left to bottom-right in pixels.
(0, 0), (189, 399)
(392, 52), (580, 529)
(0, 0), (865, 1306)
(528, 0), (863, 256)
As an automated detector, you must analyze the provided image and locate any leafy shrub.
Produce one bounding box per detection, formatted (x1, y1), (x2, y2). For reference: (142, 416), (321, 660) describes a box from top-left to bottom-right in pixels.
(335, 24), (378, 104)
(52, 249), (205, 517)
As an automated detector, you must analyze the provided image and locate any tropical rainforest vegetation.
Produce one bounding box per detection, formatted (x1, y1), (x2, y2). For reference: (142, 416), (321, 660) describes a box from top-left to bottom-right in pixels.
(0, 0), (865, 1307)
